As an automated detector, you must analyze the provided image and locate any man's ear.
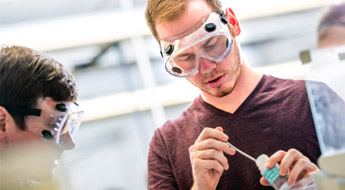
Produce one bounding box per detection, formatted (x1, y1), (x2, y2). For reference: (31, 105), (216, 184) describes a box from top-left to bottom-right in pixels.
(225, 8), (241, 36)
(0, 106), (10, 138)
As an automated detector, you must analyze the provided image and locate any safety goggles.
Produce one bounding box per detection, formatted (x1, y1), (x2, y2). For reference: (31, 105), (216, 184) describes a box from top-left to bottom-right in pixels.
(3, 98), (84, 146)
(160, 12), (233, 77)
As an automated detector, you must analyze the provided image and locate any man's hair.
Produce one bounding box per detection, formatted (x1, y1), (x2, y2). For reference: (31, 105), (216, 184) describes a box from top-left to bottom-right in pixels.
(317, 3), (345, 42)
(145, 0), (222, 42)
(0, 45), (78, 130)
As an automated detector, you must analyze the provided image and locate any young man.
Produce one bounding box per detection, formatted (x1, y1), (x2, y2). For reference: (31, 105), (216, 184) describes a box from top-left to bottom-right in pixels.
(317, 3), (345, 48)
(145, 0), (321, 189)
(0, 45), (83, 189)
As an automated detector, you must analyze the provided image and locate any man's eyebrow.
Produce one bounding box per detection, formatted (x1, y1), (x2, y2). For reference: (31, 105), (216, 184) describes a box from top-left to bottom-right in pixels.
(203, 36), (216, 46)
(175, 52), (193, 58)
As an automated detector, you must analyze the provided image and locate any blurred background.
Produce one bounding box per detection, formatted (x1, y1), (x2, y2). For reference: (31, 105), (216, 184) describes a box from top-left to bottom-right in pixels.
(0, 0), (344, 189)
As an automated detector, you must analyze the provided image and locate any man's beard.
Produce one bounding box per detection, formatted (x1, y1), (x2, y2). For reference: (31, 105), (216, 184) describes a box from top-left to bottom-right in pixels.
(198, 62), (242, 97)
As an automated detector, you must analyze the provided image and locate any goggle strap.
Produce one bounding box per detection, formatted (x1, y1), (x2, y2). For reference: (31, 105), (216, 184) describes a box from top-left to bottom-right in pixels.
(318, 21), (345, 32)
(1, 105), (41, 116)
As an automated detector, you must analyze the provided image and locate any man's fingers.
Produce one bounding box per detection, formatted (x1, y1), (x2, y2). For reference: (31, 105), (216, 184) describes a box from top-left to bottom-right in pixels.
(266, 150), (286, 169)
(192, 158), (224, 174)
(279, 149), (305, 176)
(189, 126), (236, 177)
(266, 149), (320, 187)
(286, 158), (318, 185)
(259, 177), (270, 186)
(195, 127), (228, 143)
(191, 138), (235, 155)
(215, 126), (223, 132)
(190, 149), (229, 170)
(193, 127), (235, 155)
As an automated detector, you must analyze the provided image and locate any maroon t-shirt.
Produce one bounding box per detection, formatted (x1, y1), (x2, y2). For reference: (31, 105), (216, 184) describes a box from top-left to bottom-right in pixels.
(148, 75), (321, 190)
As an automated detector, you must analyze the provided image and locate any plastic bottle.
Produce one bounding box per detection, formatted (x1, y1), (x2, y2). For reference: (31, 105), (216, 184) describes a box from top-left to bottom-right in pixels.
(256, 154), (316, 190)
(256, 154), (290, 190)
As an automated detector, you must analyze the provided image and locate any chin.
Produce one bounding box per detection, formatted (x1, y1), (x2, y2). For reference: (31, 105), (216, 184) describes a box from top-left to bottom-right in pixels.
(206, 84), (235, 97)
(214, 88), (234, 97)
(215, 90), (233, 97)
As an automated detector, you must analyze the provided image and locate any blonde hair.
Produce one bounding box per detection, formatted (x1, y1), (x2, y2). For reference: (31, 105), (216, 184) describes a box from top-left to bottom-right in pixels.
(145, 0), (222, 42)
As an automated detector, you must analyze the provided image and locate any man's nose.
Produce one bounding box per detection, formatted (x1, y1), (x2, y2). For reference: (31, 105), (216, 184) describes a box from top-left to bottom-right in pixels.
(198, 57), (216, 75)
(59, 132), (75, 150)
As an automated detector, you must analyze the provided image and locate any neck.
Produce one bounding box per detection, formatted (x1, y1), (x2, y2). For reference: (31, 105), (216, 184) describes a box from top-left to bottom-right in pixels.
(201, 64), (262, 113)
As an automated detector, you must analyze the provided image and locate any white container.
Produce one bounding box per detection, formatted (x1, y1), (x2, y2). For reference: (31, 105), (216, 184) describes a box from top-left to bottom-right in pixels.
(256, 154), (316, 190)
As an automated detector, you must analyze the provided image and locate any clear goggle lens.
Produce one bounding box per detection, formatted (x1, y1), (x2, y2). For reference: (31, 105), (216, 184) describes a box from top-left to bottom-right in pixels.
(53, 103), (84, 145)
(4, 97), (84, 146)
(160, 12), (233, 77)
(165, 34), (232, 77)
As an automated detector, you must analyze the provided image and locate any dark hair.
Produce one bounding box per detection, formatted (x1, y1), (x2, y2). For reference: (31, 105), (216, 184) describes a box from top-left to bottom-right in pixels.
(0, 45), (78, 130)
(318, 3), (345, 32)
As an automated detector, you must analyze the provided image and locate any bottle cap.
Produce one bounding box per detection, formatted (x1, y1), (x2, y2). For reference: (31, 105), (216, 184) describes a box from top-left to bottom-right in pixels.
(256, 154), (269, 176)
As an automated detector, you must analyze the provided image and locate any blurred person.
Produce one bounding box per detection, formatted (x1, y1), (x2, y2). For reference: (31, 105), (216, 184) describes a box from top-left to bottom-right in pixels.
(317, 2), (345, 48)
(0, 45), (83, 189)
(306, 2), (345, 154)
(143, 0), (331, 189)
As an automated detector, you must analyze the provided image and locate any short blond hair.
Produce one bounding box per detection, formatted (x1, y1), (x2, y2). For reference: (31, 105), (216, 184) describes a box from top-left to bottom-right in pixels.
(145, 0), (222, 42)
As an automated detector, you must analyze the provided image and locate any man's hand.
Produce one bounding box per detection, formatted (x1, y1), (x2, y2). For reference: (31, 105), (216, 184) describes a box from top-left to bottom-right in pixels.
(259, 149), (319, 186)
(189, 127), (236, 190)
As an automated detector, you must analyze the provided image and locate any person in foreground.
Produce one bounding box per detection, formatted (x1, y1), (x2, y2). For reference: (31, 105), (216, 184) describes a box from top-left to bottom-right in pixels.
(145, 0), (323, 189)
(0, 45), (83, 189)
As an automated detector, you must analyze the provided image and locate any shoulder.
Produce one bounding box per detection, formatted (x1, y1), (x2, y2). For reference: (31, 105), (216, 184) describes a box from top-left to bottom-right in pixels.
(257, 75), (308, 100)
(264, 75), (306, 90)
(151, 98), (204, 148)
(155, 96), (205, 136)
(155, 110), (192, 140)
